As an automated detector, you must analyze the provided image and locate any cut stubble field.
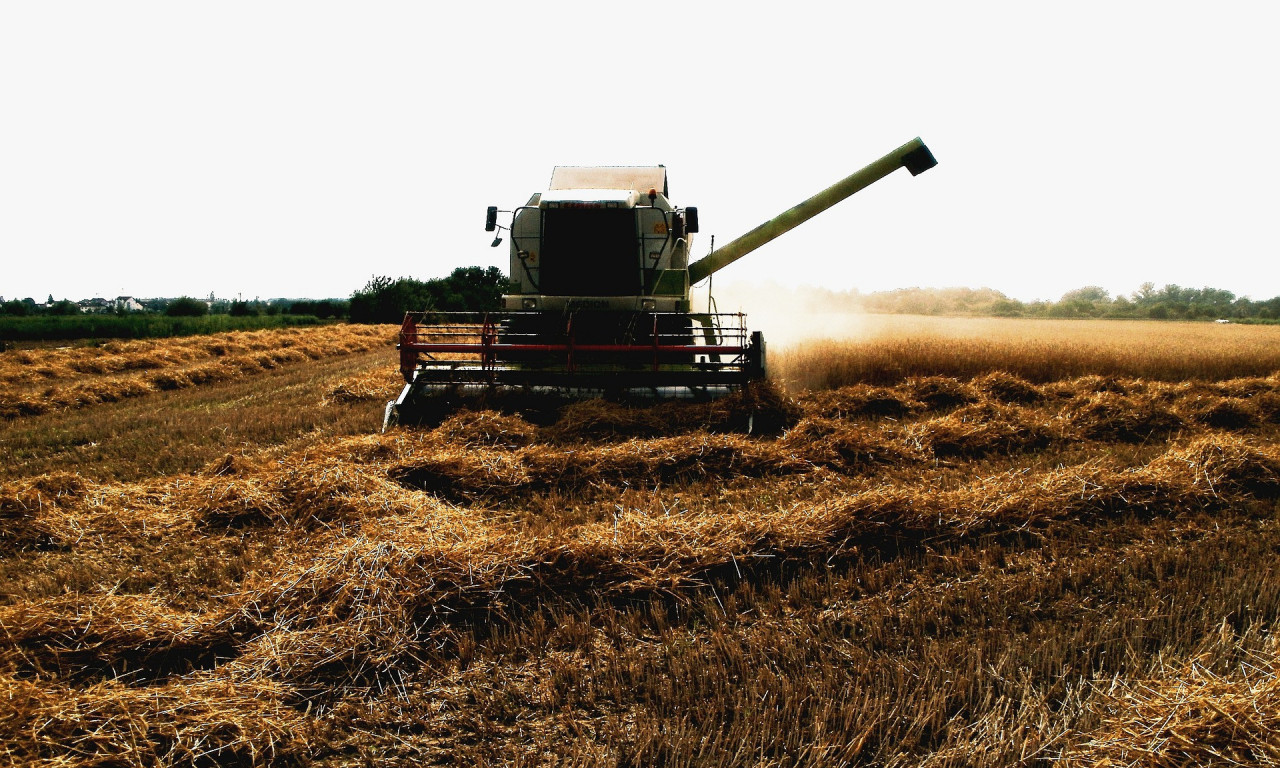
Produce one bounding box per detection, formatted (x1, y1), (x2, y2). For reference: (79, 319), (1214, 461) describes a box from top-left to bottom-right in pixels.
(2, 316), (1279, 767)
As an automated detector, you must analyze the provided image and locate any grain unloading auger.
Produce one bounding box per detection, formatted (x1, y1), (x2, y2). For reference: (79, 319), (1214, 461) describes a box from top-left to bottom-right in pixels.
(384, 138), (937, 428)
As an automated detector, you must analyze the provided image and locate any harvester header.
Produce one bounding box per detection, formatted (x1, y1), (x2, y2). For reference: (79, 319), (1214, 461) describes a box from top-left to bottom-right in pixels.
(384, 138), (937, 428)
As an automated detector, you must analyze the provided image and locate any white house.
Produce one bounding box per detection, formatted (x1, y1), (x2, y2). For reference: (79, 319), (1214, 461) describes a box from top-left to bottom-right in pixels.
(77, 297), (112, 313)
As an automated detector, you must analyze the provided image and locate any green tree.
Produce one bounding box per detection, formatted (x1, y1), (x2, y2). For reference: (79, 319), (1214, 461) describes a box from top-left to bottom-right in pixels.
(1108, 294), (1134, 316)
(349, 268), (507, 324)
(1132, 282), (1157, 305)
(990, 298), (1024, 317)
(290, 300), (343, 318)
(428, 266), (507, 311)
(165, 296), (209, 317)
(47, 299), (81, 315)
(314, 300), (348, 319)
(1189, 287), (1235, 317)
(1060, 286), (1110, 304)
(349, 276), (436, 324)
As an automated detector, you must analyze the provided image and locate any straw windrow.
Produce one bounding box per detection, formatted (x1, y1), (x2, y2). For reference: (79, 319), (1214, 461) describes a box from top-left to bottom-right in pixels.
(0, 325), (393, 419)
(4, 358), (1280, 765)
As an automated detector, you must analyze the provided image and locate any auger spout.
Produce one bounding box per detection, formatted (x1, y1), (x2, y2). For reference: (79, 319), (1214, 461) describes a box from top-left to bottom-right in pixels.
(687, 137), (937, 285)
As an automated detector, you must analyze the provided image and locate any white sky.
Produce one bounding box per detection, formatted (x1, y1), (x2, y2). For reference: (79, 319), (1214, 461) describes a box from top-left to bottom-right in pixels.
(2, 2), (1277, 304)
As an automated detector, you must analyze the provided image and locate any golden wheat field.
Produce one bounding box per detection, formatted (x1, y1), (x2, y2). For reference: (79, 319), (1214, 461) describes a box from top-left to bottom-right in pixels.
(2, 317), (1280, 767)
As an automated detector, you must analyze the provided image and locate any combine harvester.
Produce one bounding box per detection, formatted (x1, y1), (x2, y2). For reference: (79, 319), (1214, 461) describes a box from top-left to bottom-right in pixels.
(385, 138), (937, 428)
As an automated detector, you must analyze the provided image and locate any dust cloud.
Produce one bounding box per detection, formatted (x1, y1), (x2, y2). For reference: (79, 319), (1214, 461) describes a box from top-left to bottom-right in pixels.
(696, 281), (874, 350)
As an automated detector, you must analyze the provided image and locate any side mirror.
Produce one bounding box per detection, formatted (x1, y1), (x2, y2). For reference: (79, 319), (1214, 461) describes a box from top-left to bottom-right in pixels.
(685, 206), (699, 233)
(485, 206), (498, 232)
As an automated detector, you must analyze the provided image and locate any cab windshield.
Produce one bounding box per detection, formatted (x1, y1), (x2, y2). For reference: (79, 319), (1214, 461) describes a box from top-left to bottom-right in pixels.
(538, 208), (638, 296)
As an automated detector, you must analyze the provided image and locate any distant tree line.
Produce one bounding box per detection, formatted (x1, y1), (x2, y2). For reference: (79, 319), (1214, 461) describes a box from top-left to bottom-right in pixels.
(1, 268), (510, 342)
(1015, 283), (1280, 320)
(10, 275), (1277, 326)
(0, 297), (81, 316)
(2, 265), (507, 328)
(348, 267), (508, 323)
(799, 283), (1280, 321)
(0, 295), (352, 319)
(178, 297), (352, 318)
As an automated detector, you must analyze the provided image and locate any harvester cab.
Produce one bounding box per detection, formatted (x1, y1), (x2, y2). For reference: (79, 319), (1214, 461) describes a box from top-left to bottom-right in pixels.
(385, 138), (937, 429)
(501, 165), (696, 315)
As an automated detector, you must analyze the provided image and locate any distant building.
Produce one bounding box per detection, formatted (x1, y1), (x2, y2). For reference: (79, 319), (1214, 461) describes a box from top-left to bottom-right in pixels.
(115, 296), (145, 312)
(77, 297), (113, 313)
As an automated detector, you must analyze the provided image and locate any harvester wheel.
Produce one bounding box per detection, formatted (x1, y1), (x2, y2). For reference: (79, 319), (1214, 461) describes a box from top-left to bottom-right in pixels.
(747, 331), (768, 380)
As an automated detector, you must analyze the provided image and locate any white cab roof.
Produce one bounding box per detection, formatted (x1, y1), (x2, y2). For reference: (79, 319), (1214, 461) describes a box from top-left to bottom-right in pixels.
(549, 166), (667, 196)
(539, 188), (640, 207)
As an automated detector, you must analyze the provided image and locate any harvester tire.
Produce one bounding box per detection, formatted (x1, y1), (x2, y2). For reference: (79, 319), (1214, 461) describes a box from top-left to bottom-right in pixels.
(747, 331), (767, 381)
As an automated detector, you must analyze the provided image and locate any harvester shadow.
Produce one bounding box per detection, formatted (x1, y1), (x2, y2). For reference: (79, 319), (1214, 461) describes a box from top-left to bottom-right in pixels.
(403, 381), (801, 441)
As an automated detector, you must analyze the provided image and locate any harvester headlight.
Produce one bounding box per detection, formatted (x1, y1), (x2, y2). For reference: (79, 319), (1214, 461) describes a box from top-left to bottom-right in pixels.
(522, 298), (538, 310)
